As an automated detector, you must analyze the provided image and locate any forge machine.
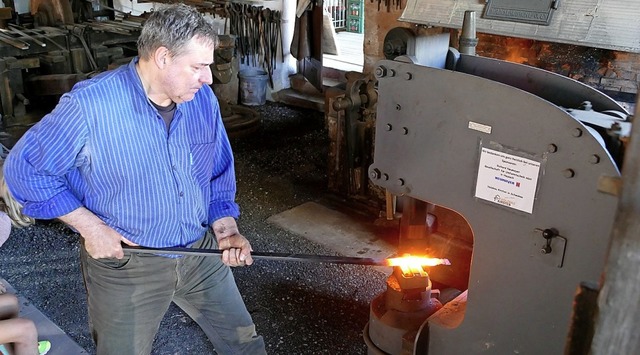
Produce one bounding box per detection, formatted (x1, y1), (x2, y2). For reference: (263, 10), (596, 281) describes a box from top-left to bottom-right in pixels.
(365, 54), (629, 354)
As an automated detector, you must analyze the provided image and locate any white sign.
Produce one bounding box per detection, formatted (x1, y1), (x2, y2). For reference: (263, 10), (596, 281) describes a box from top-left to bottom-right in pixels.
(475, 148), (541, 213)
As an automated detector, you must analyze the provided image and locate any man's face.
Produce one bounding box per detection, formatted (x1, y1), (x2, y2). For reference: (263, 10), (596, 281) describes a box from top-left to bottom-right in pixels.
(161, 36), (214, 104)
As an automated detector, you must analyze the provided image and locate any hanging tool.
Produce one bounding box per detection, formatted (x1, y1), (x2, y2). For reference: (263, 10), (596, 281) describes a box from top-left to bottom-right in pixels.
(226, 4), (282, 75)
(260, 8), (274, 88)
(273, 10), (283, 64)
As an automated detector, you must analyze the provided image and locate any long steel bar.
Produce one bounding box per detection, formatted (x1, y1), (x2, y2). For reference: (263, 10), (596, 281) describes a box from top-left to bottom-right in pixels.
(6, 25), (46, 47)
(123, 245), (389, 266)
(9, 26), (67, 51)
(0, 32), (28, 49)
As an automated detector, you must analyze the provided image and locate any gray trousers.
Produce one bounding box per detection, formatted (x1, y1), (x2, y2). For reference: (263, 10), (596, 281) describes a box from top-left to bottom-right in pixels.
(80, 232), (266, 355)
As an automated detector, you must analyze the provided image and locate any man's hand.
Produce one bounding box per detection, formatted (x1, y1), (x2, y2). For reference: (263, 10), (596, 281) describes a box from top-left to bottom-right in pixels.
(212, 217), (254, 267)
(82, 223), (136, 259)
(59, 207), (136, 259)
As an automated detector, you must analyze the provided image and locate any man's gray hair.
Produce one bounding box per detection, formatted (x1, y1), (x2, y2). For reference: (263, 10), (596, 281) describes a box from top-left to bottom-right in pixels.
(137, 3), (219, 60)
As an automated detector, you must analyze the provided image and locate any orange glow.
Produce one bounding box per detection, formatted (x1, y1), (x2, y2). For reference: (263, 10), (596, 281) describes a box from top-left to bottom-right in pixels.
(502, 38), (534, 64)
(386, 255), (451, 276)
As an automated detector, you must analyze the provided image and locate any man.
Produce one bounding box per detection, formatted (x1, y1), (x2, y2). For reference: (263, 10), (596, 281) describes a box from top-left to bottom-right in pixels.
(3, 4), (266, 354)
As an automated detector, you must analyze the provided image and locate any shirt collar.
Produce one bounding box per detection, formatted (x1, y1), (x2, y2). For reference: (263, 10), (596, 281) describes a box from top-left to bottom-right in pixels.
(127, 57), (148, 100)
(126, 57), (181, 113)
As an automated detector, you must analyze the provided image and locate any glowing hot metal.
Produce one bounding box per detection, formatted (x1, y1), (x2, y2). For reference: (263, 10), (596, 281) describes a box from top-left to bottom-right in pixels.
(386, 255), (451, 276)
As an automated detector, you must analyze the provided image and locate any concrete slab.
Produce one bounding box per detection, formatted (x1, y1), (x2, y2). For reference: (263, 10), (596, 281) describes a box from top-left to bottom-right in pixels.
(1, 278), (88, 355)
(267, 201), (398, 273)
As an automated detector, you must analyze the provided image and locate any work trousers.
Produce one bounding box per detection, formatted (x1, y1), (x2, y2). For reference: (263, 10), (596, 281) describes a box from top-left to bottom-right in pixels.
(80, 232), (266, 355)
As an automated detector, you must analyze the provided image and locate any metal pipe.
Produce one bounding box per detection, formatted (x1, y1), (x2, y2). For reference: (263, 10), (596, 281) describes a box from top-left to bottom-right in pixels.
(459, 10), (478, 55)
(122, 245), (390, 266)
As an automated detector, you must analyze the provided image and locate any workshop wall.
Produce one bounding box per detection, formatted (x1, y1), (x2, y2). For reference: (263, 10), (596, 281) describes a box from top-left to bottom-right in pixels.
(111, 0), (296, 100)
(363, 3), (640, 104)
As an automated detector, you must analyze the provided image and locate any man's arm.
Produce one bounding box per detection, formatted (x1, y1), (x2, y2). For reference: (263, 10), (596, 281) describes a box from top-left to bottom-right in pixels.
(59, 207), (135, 259)
(3, 95), (87, 219)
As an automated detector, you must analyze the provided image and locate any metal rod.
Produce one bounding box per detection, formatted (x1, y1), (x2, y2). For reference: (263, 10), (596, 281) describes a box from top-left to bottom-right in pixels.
(122, 245), (390, 266)
(6, 25), (46, 47)
(9, 26), (68, 51)
(0, 32), (28, 50)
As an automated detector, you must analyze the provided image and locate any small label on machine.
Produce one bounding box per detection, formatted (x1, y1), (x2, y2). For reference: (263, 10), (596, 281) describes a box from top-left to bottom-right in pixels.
(468, 121), (492, 134)
(475, 147), (541, 213)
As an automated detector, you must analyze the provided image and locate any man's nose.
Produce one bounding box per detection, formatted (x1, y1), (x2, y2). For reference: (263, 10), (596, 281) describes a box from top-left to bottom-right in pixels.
(201, 66), (213, 85)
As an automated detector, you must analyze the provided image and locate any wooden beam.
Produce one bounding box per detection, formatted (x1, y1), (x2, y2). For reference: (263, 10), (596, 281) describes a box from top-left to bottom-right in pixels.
(0, 7), (13, 20)
(589, 94), (640, 353)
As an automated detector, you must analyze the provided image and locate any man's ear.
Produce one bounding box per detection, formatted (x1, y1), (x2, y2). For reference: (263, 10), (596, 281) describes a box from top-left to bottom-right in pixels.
(154, 46), (170, 68)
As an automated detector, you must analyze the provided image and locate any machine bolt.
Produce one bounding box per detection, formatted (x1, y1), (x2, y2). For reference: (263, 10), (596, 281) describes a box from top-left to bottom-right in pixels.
(370, 169), (381, 180)
(547, 144), (557, 153)
(402, 127), (409, 135)
(589, 154), (600, 164)
(385, 124), (393, 131)
(396, 178), (405, 186)
(404, 72), (412, 80)
(396, 104), (402, 111)
(542, 228), (558, 239)
(563, 169), (575, 178)
(374, 66), (388, 78)
(332, 97), (351, 111)
(388, 69), (396, 77)
(540, 228), (558, 254)
(382, 173), (389, 181)
(572, 128), (583, 137)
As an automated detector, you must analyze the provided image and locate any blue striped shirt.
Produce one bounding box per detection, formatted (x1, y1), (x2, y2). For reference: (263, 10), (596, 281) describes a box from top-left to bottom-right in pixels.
(3, 58), (239, 248)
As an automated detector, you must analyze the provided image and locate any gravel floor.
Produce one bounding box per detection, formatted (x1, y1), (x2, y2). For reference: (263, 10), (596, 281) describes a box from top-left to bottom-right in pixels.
(0, 101), (387, 354)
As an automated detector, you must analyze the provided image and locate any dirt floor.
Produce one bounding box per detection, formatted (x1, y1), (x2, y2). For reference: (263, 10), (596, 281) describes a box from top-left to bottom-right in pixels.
(0, 101), (389, 354)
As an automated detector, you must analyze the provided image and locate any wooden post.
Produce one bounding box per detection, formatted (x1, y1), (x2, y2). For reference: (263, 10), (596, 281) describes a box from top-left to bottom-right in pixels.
(589, 98), (640, 354)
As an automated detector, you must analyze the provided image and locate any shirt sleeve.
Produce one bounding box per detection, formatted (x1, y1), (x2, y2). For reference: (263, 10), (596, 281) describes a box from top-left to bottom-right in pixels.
(3, 95), (87, 219)
(206, 93), (240, 224)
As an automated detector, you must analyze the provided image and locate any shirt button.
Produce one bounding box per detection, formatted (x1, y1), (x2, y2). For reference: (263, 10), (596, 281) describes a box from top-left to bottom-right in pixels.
(179, 192), (184, 197)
